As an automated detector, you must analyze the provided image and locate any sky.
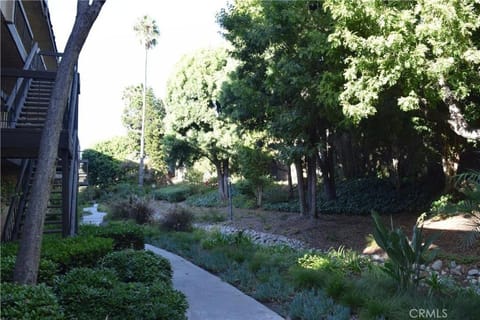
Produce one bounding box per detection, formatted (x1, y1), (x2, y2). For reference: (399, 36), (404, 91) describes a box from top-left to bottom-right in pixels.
(48, 0), (228, 149)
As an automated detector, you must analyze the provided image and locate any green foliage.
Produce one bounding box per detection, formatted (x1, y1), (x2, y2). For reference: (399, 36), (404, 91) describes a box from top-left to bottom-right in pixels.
(318, 178), (435, 215)
(149, 225), (478, 320)
(288, 289), (351, 320)
(55, 267), (187, 320)
(42, 235), (114, 272)
(160, 206), (194, 231)
(371, 212), (438, 290)
(165, 47), (239, 188)
(1, 283), (64, 320)
(453, 170), (480, 247)
(262, 178), (434, 215)
(235, 145), (273, 206)
(325, 0), (480, 124)
(195, 210), (227, 223)
(101, 249), (172, 284)
(121, 85), (167, 174)
(108, 196), (154, 224)
(79, 221), (145, 250)
(155, 184), (194, 202)
(2, 235), (113, 273)
(186, 188), (223, 207)
(82, 148), (125, 188)
(1, 256), (58, 285)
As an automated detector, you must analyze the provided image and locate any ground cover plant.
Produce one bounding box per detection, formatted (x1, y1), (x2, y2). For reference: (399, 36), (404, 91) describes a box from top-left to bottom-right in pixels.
(147, 227), (480, 319)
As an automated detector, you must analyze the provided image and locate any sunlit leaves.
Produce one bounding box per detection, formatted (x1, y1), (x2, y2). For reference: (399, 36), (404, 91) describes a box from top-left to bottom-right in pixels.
(325, 0), (480, 126)
(165, 48), (239, 164)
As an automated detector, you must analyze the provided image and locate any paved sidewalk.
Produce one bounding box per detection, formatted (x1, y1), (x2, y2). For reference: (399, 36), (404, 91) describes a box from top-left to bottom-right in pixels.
(145, 244), (284, 320)
(81, 204), (106, 226)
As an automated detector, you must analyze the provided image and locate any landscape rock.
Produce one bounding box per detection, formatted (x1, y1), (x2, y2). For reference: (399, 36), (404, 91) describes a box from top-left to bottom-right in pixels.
(468, 269), (479, 276)
(431, 260), (443, 271)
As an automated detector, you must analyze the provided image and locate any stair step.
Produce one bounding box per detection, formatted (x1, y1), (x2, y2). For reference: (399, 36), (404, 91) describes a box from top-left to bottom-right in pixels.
(44, 229), (62, 234)
(15, 124), (43, 128)
(44, 221), (62, 225)
(27, 91), (51, 96)
(22, 107), (48, 112)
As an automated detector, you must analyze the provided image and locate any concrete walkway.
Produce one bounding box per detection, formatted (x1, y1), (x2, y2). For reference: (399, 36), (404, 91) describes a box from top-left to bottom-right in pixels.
(145, 244), (284, 320)
(81, 204), (106, 225)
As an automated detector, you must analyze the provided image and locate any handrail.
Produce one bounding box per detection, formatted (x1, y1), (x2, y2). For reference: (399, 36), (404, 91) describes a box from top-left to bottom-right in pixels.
(5, 42), (38, 113)
(2, 159), (32, 242)
(62, 68), (79, 155)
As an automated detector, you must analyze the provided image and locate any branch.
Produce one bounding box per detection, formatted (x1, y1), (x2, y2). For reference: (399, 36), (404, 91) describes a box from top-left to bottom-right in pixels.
(439, 77), (480, 140)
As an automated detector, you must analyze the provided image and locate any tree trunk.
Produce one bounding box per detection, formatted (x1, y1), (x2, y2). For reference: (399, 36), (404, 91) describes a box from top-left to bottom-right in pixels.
(256, 186), (263, 207)
(13, 0), (106, 285)
(294, 159), (307, 216)
(287, 164), (294, 200)
(215, 159), (229, 201)
(306, 153), (317, 218)
(318, 132), (337, 201)
(442, 144), (461, 193)
(439, 76), (480, 140)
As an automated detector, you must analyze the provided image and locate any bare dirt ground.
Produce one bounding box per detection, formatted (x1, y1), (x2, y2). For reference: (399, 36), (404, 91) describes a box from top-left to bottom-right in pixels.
(153, 200), (480, 262)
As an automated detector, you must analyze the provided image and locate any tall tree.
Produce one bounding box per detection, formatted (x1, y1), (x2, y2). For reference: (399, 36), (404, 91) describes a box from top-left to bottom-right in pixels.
(13, 0), (106, 285)
(219, 0), (344, 217)
(324, 0), (480, 188)
(121, 84), (166, 176)
(165, 48), (239, 200)
(133, 15), (160, 186)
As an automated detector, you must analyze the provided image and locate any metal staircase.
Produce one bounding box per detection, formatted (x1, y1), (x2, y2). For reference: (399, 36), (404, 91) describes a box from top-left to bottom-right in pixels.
(2, 159), (66, 241)
(16, 80), (54, 129)
(1, 46), (81, 242)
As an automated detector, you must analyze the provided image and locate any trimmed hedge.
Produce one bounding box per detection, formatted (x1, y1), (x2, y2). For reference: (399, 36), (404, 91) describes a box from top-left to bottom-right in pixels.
(1, 283), (64, 320)
(1, 235), (113, 273)
(101, 249), (172, 284)
(1, 256), (59, 285)
(79, 221), (145, 250)
(55, 267), (188, 320)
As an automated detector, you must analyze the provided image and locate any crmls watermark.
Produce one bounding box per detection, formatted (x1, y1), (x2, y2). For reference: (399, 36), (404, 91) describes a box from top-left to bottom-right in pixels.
(409, 308), (448, 319)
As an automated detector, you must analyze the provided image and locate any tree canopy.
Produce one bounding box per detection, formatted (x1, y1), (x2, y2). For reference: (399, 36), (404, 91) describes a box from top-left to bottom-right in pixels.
(165, 47), (239, 199)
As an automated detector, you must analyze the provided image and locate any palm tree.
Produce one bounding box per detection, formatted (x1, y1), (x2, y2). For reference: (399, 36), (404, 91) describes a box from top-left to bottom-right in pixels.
(134, 15), (160, 186)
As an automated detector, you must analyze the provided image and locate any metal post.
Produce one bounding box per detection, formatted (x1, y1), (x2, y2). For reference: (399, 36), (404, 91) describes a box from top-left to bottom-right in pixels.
(228, 178), (233, 221)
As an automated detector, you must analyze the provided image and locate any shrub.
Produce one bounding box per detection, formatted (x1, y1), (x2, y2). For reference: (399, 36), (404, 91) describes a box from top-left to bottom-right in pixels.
(252, 273), (294, 303)
(1, 283), (64, 320)
(1, 256), (59, 285)
(154, 184), (194, 202)
(55, 267), (121, 320)
(101, 249), (172, 284)
(288, 289), (351, 320)
(108, 197), (154, 224)
(56, 267), (188, 320)
(1, 235), (113, 273)
(186, 189), (223, 207)
(161, 206), (194, 231)
(42, 235), (113, 272)
(79, 221), (145, 250)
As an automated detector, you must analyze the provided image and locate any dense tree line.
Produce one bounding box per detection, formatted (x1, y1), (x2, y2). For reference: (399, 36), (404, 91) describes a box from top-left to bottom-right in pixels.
(87, 0), (478, 218)
(162, 0), (479, 217)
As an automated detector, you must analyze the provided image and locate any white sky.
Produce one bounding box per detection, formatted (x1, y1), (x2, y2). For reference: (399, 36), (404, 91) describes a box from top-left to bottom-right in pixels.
(48, 0), (228, 149)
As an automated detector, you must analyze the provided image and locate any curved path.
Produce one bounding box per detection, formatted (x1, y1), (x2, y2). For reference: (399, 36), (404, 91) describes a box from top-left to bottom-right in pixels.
(81, 204), (106, 225)
(81, 206), (284, 319)
(146, 244), (284, 320)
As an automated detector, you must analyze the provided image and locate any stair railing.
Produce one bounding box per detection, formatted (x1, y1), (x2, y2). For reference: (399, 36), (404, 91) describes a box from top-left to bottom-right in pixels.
(2, 159), (33, 242)
(2, 43), (39, 128)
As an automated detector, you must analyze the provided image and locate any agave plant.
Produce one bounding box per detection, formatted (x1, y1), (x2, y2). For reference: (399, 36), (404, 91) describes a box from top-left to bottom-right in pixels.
(371, 211), (439, 290)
